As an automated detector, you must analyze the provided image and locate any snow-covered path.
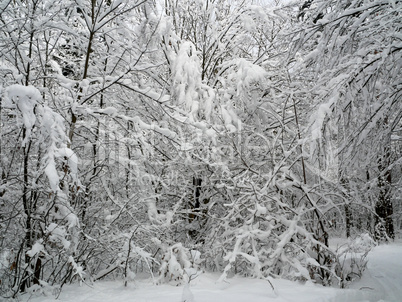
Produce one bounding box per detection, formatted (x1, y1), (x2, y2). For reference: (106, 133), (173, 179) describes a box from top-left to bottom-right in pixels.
(345, 242), (402, 302)
(17, 243), (402, 302)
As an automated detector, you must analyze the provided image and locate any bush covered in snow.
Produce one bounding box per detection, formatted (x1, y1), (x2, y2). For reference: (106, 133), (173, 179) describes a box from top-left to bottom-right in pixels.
(157, 244), (201, 285)
(336, 233), (377, 287)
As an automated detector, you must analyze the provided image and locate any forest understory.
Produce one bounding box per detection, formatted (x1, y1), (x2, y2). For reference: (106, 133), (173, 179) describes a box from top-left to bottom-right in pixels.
(0, 0), (401, 300)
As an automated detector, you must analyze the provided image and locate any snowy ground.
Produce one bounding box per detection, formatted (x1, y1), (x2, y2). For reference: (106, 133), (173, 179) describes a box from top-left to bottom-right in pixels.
(347, 242), (402, 302)
(17, 242), (402, 302)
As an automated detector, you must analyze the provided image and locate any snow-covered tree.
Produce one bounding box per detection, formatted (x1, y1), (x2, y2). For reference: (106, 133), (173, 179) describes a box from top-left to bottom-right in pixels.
(2, 0), (399, 298)
(291, 0), (402, 239)
(146, 0), (344, 285)
(0, 1), (83, 295)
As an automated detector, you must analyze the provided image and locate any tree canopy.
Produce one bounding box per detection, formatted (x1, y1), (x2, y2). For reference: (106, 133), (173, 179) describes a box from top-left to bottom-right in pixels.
(0, 0), (401, 297)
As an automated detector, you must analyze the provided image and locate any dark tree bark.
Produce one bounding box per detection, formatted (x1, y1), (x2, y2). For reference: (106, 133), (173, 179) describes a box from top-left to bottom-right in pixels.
(375, 167), (394, 240)
(188, 177), (202, 238)
(345, 204), (351, 238)
(375, 140), (394, 240)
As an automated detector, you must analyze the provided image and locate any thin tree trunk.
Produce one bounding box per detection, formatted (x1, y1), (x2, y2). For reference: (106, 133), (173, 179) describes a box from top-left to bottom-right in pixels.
(376, 167), (394, 240)
(375, 119), (394, 240)
(345, 204), (351, 238)
(189, 177), (202, 238)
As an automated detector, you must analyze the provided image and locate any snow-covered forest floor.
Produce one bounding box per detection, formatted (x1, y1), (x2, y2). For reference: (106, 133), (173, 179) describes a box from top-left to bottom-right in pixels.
(18, 240), (402, 302)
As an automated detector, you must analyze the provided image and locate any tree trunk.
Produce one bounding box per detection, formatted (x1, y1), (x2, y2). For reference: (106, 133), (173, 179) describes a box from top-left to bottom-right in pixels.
(188, 177), (202, 238)
(376, 134), (394, 240)
(345, 204), (351, 238)
(375, 167), (394, 240)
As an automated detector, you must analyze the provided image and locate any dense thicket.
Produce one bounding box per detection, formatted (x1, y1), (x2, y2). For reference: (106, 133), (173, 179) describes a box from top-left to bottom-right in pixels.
(0, 0), (400, 298)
